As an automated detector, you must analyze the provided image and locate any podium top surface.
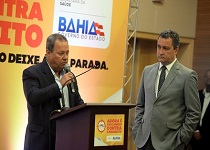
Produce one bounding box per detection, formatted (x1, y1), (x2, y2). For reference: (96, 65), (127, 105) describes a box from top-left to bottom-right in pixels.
(85, 102), (136, 107)
(50, 102), (136, 120)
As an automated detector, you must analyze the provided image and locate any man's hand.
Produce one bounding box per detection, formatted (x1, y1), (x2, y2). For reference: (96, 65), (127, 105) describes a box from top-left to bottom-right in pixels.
(193, 131), (202, 140)
(60, 72), (75, 87)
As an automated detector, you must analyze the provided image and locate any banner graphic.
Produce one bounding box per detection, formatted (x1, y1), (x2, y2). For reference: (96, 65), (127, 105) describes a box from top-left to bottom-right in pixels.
(94, 114), (125, 146)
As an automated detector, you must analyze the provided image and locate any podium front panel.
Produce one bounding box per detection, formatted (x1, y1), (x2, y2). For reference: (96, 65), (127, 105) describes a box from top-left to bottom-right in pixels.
(54, 103), (135, 150)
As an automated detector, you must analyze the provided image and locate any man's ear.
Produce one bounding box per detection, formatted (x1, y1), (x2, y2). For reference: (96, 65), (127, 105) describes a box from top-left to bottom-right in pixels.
(174, 47), (179, 54)
(46, 49), (50, 56)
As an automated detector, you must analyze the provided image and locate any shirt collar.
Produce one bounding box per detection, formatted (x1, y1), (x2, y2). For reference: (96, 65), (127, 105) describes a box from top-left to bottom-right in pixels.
(203, 88), (210, 97)
(46, 60), (65, 77)
(159, 58), (177, 71)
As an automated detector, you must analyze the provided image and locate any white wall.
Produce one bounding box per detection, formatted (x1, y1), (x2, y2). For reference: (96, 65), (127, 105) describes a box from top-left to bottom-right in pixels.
(136, 0), (197, 38)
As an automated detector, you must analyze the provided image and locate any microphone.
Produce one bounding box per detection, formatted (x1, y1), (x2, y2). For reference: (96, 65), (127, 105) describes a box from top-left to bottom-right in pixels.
(64, 64), (75, 93)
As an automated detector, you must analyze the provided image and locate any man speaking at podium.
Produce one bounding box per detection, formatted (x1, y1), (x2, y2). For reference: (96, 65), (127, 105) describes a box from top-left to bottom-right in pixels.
(22, 33), (84, 150)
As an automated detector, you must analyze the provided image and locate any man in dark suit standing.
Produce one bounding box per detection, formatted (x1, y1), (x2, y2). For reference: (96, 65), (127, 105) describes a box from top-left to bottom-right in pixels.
(22, 33), (84, 150)
(189, 69), (210, 150)
(132, 29), (201, 150)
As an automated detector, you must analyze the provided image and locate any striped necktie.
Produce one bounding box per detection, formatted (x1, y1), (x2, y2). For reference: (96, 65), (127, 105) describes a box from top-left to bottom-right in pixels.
(158, 66), (167, 93)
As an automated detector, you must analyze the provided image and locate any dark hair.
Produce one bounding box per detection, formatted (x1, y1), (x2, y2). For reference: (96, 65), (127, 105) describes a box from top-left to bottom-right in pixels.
(158, 29), (180, 49)
(46, 33), (68, 52)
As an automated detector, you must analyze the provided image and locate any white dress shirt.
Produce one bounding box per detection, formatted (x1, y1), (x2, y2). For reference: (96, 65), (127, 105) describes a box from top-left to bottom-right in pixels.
(46, 61), (70, 108)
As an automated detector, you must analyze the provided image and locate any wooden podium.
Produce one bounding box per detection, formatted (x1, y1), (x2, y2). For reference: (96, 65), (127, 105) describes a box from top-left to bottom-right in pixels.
(50, 103), (135, 150)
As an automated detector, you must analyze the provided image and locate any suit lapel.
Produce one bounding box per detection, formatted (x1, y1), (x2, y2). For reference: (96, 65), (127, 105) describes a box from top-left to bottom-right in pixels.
(67, 84), (75, 107)
(150, 64), (159, 100)
(41, 59), (56, 85)
(41, 59), (61, 108)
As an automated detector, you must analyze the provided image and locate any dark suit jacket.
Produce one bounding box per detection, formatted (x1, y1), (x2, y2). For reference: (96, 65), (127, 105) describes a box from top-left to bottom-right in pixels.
(190, 90), (210, 149)
(23, 58), (84, 150)
(198, 90), (210, 139)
